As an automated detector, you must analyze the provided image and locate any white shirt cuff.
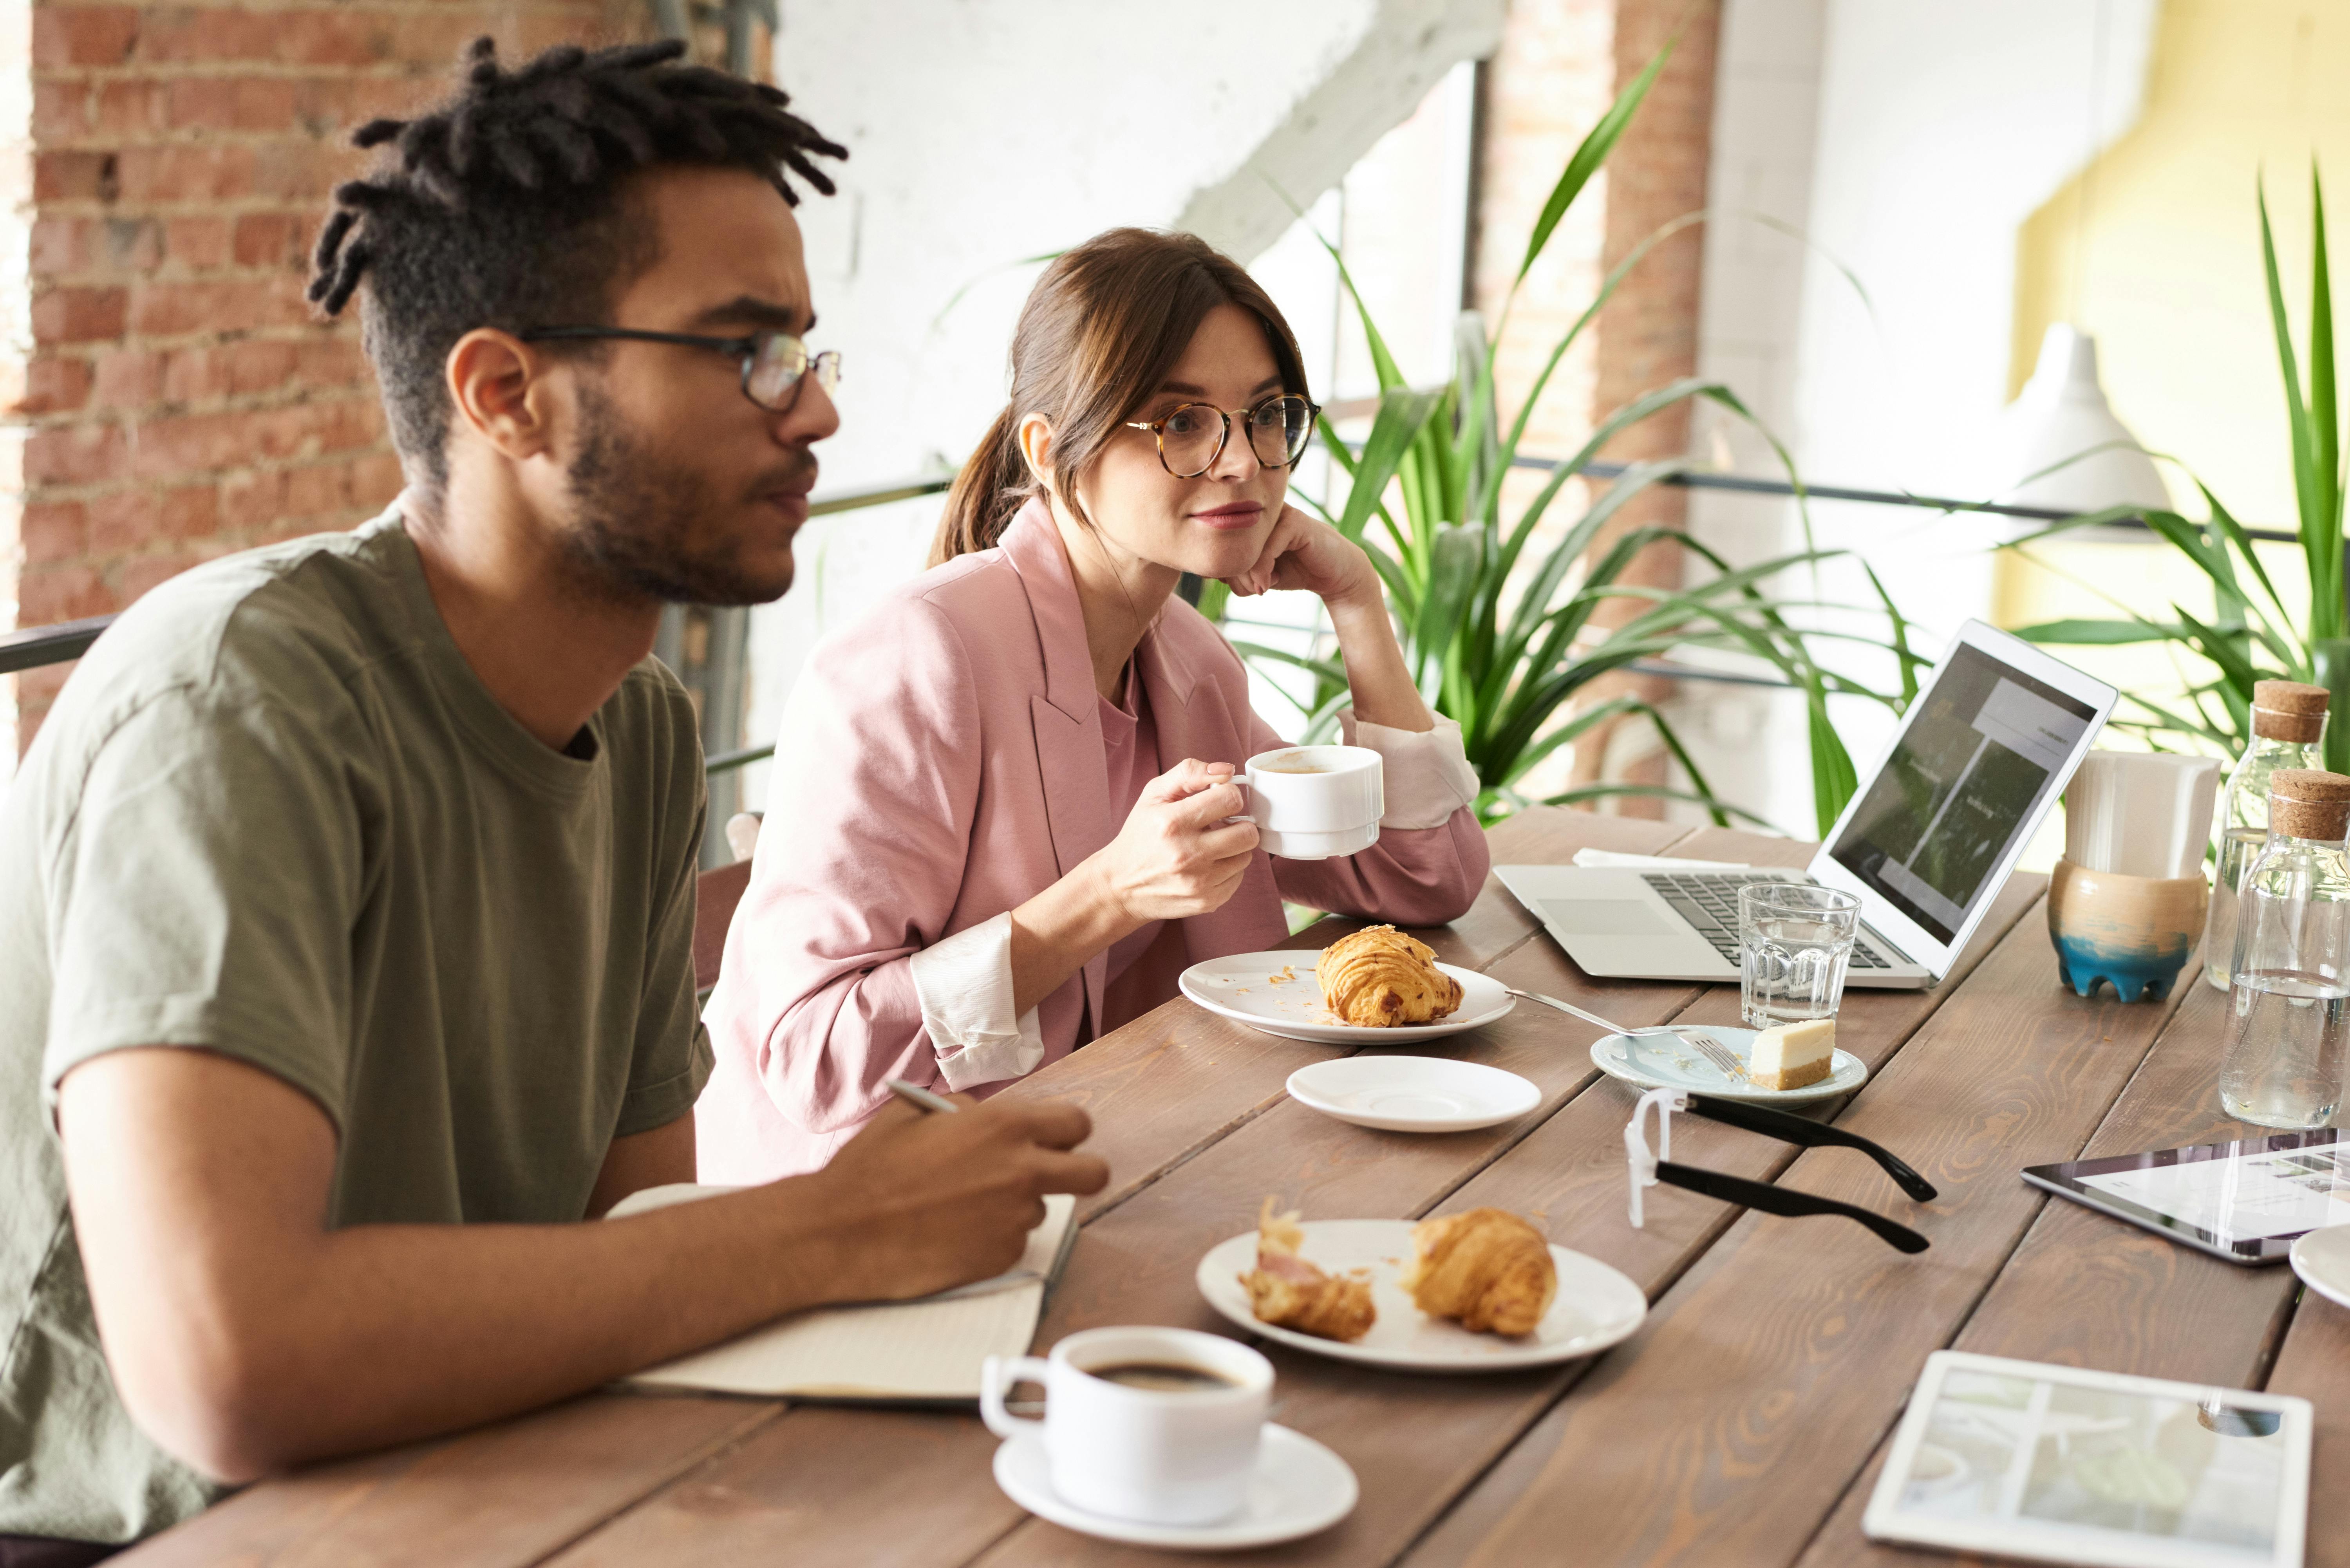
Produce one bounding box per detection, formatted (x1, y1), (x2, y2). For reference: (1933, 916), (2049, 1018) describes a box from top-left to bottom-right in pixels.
(1340, 708), (1481, 829)
(910, 910), (1047, 1092)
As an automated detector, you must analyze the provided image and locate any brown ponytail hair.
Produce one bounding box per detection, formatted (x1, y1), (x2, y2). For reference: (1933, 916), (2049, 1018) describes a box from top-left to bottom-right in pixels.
(930, 228), (1312, 565)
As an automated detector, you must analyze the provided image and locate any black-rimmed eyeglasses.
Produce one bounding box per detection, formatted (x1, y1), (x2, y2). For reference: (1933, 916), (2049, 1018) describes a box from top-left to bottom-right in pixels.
(518, 327), (840, 412)
(1625, 1086), (1935, 1252)
(1124, 394), (1320, 479)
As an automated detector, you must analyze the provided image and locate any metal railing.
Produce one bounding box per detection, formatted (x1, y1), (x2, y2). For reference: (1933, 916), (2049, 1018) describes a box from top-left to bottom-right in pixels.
(1, 456), (2193, 772)
(0, 615), (110, 677)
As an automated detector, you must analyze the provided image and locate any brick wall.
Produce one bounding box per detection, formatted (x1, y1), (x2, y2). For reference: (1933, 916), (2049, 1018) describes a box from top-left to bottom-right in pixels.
(4, 0), (643, 755)
(1471, 0), (1719, 812)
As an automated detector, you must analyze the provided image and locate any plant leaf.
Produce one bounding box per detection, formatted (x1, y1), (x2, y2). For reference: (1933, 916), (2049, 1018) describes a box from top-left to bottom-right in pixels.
(1537, 781), (1783, 833)
(1514, 40), (1673, 296)
(2261, 176), (2333, 642)
(1414, 524), (1486, 693)
(1806, 681), (1859, 837)
(1337, 385), (1445, 545)
(2012, 617), (2178, 645)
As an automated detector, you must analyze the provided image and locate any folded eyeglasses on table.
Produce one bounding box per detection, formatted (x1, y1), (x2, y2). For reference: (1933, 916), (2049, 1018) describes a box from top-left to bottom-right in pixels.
(1624, 1086), (1936, 1253)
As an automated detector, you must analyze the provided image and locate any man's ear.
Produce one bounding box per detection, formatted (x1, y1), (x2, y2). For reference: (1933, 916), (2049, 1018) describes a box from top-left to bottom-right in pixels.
(445, 328), (560, 463)
(1016, 412), (1056, 497)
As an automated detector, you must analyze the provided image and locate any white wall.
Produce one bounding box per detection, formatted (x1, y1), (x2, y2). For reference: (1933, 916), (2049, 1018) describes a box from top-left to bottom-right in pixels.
(1670, 0), (2158, 835)
(736, 0), (1502, 805)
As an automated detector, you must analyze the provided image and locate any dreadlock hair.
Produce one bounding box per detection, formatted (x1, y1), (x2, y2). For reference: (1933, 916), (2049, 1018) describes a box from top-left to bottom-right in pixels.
(309, 36), (846, 502)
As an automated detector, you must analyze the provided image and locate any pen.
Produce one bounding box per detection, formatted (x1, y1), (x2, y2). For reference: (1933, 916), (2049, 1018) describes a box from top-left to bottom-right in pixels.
(885, 1077), (961, 1115)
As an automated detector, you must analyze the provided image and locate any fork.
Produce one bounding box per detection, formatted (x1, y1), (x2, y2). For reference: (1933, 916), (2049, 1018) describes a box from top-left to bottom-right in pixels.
(1502, 986), (1750, 1082)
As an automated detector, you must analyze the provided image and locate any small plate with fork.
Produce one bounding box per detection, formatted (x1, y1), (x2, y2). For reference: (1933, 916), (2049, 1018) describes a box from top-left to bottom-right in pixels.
(1588, 1025), (1866, 1104)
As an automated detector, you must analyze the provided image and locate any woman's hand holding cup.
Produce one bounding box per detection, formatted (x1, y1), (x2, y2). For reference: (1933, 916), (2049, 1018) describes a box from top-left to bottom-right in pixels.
(1086, 759), (1258, 927)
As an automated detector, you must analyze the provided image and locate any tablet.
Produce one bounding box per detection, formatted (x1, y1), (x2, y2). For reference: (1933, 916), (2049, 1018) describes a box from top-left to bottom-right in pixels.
(1864, 1352), (2311, 1568)
(2022, 1131), (2350, 1265)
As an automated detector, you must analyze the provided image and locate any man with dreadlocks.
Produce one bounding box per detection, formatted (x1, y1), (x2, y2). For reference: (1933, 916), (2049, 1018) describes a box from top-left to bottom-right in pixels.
(0, 38), (1104, 1559)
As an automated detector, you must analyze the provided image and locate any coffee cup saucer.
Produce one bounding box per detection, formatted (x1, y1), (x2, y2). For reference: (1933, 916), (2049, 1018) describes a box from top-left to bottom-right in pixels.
(991, 1422), (1357, 1550)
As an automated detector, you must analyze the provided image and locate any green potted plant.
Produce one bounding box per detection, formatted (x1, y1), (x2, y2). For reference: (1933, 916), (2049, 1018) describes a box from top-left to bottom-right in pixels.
(1216, 43), (1919, 835)
(2016, 168), (2350, 772)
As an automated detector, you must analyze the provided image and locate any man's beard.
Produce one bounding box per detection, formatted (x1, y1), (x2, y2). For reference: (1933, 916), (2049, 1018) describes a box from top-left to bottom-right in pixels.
(556, 383), (810, 607)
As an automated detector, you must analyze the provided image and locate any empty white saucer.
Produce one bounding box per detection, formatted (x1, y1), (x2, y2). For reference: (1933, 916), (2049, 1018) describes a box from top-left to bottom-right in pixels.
(992, 1422), (1357, 1550)
(1287, 1055), (1541, 1133)
(2291, 1225), (2350, 1310)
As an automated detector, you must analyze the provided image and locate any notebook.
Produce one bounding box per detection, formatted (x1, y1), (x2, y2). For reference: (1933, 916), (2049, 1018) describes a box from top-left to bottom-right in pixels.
(605, 1183), (1079, 1402)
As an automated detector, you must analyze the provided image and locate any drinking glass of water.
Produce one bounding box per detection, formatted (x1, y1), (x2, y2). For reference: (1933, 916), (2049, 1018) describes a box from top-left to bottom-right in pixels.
(1739, 883), (1862, 1030)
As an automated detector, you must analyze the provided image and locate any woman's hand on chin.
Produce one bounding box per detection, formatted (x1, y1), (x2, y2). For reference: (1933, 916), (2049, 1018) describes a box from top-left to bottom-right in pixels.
(1221, 505), (1380, 612)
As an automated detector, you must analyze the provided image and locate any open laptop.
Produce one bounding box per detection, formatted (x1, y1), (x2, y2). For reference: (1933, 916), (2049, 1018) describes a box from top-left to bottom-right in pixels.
(1498, 620), (2118, 989)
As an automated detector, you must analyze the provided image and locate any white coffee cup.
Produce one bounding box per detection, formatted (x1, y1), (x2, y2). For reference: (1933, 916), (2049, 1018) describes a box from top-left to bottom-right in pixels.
(979, 1326), (1272, 1525)
(1239, 744), (1382, 860)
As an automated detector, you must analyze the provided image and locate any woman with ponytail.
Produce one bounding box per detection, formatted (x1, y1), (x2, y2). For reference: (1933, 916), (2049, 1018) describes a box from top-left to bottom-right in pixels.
(698, 228), (1490, 1180)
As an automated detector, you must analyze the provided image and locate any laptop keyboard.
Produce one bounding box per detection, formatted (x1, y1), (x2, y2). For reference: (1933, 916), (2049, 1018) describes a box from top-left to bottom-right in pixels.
(1640, 873), (1899, 969)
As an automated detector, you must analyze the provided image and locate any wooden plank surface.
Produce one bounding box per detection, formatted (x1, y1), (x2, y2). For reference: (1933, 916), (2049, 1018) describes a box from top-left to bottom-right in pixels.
(1400, 875), (2192, 1568)
(938, 844), (2036, 1567)
(1373, 869), (2039, 1568)
(2265, 1290), (2350, 1568)
(118, 1395), (780, 1568)
(1009, 809), (1693, 1226)
(545, 1407), (1031, 1568)
(121, 803), (1648, 1568)
(1791, 967), (2306, 1568)
(537, 810), (1708, 1567)
(139, 809), (2249, 1568)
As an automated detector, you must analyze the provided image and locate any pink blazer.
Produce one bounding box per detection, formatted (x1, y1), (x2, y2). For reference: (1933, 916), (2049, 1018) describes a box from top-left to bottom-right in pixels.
(697, 500), (1490, 1180)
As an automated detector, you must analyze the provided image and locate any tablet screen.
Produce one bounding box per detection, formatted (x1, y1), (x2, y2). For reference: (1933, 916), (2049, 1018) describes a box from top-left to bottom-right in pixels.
(1869, 1355), (2309, 1568)
(2025, 1131), (2350, 1263)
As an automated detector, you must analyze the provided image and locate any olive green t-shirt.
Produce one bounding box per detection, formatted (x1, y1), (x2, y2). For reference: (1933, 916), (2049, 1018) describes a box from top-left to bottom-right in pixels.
(0, 507), (713, 1543)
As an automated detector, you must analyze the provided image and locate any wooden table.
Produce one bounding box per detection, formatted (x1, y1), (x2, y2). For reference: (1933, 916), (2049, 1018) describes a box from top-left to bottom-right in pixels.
(123, 809), (2350, 1568)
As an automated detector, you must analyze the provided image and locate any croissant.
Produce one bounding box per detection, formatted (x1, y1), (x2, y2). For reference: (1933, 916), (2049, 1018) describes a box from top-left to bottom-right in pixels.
(1239, 1198), (1376, 1342)
(1399, 1207), (1557, 1337)
(1316, 925), (1463, 1027)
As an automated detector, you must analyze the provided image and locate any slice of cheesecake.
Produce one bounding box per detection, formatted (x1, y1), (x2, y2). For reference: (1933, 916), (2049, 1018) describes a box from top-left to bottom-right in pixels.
(1746, 1018), (1836, 1091)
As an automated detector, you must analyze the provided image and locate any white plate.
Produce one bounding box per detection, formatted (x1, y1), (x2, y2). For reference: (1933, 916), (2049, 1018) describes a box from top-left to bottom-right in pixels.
(2291, 1224), (2350, 1310)
(1179, 950), (1514, 1044)
(1587, 1025), (1866, 1105)
(992, 1421), (1357, 1550)
(1195, 1218), (1646, 1371)
(1285, 1055), (1540, 1133)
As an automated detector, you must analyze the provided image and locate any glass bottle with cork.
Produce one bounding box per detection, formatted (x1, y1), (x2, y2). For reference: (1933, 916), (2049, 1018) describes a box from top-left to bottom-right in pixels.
(2206, 679), (2330, 991)
(2217, 768), (2350, 1128)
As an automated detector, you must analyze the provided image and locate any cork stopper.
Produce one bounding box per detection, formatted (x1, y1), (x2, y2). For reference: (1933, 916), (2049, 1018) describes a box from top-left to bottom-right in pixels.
(2252, 679), (2330, 742)
(2269, 768), (2350, 839)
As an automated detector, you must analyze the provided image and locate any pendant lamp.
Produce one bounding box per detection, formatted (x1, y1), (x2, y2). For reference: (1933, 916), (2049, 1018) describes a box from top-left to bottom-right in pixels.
(1995, 323), (2169, 515)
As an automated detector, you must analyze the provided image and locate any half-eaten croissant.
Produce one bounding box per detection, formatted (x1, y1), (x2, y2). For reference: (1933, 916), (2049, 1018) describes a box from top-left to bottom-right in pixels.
(1239, 1198), (1376, 1342)
(1399, 1207), (1557, 1337)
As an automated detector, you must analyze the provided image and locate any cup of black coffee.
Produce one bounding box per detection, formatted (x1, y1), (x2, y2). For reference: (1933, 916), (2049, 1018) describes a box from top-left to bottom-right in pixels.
(980, 1326), (1272, 1524)
(1090, 1360), (1241, 1393)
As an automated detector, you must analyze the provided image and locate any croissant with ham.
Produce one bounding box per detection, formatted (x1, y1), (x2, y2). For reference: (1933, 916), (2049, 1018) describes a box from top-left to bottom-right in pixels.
(1399, 1207), (1556, 1337)
(1316, 925), (1463, 1028)
(1239, 1198), (1376, 1342)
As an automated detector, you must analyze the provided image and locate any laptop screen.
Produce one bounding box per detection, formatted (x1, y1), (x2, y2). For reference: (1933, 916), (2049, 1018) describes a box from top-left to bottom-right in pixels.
(1828, 642), (2099, 945)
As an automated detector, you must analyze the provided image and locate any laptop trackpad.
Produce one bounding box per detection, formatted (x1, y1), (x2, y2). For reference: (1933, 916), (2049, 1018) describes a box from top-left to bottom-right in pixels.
(1541, 899), (1679, 937)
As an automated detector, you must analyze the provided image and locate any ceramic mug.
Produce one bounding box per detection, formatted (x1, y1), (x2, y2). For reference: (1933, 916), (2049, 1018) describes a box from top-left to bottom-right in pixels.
(1238, 744), (1383, 860)
(979, 1326), (1272, 1525)
(2046, 856), (2210, 1003)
